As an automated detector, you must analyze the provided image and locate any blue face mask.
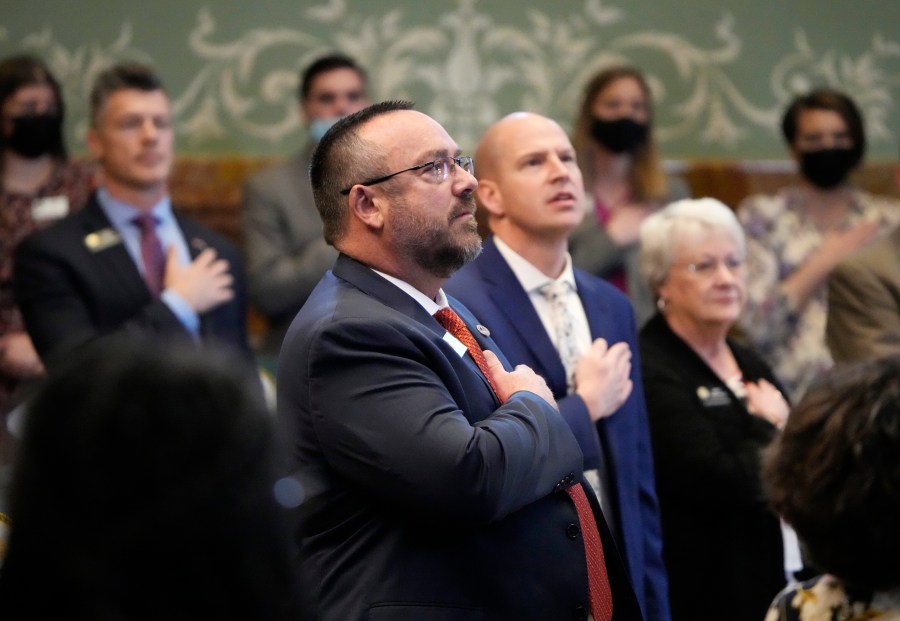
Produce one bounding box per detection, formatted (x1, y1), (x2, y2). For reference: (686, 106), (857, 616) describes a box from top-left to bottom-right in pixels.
(308, 117), (341, 143)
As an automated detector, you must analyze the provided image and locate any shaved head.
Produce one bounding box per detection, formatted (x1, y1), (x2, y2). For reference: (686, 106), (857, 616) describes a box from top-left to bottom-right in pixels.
(475, 112), (566, 183)
(473, 112), (585, 251)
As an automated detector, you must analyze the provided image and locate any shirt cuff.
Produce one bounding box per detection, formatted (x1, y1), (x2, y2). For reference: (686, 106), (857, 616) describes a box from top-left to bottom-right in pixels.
(161, 289), (200, 336)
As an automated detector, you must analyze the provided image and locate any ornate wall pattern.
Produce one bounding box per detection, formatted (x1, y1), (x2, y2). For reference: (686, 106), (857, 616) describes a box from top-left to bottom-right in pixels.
(2, 0), (898, 158)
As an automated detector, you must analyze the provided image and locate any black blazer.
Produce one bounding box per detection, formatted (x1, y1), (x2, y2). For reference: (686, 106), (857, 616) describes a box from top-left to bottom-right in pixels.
(639, 313), (785, 621)
(277, 253), (643, 621)
(14, 192), (254, 369)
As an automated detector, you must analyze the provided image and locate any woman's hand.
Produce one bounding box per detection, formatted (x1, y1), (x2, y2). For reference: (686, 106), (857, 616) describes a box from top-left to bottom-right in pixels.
(817, 220), (879, 268)
(745, 379), (789, 429)
(606, 202), (657, 246)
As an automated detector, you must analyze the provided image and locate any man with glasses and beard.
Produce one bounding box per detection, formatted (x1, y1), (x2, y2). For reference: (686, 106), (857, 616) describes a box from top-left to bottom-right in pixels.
(277, 101), (641, 621)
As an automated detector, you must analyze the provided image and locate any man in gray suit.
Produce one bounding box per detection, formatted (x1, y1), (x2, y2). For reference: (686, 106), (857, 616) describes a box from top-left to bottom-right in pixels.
(827, 163), (900, 363)
(241, 54), (369, 361)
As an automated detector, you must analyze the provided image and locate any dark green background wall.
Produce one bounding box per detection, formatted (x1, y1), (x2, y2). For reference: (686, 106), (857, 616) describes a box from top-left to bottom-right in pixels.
(3, 0), (898, 159)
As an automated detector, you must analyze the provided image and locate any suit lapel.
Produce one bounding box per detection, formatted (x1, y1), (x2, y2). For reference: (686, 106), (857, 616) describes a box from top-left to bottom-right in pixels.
(174, 213), (216, 337)
(79, 196), (151, 304)
(575, 271), (613, 342)
(332, 254), (441, 332)
(478, 238), (567, 389)
(176, 214), (211, 260)
(334, 254), (500, 402)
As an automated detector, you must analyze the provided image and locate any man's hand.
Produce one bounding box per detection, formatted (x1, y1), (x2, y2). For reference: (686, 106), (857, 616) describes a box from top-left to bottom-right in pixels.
(574, 338), (632, 422)
(163, 246), (234, 313)
(483, 349), (558, 410)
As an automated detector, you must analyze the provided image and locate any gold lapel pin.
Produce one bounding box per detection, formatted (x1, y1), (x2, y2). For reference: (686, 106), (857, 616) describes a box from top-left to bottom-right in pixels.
(83, 228), (123, 253)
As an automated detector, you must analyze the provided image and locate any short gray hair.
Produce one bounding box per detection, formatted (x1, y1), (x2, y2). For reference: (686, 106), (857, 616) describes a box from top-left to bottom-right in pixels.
(639, 197), (746, 295)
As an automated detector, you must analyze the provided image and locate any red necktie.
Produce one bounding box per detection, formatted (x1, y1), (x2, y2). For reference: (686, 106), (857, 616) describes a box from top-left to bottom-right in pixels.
(433, 307), (498, 396)
(566, 483), (614, 621)
(132, 214), (165, 297)
(436, 306), (612, 620)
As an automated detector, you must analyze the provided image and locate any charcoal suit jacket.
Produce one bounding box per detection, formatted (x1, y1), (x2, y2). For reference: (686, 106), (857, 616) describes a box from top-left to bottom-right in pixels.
(14, 192), (254, 370)
(277, 253), (643, 621)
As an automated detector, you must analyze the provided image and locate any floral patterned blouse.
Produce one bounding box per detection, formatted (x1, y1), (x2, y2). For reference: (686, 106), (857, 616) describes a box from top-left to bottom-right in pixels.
(0, 159), (95, 412)
(737, 186), (900, 401)
(766, 575), (900, 621)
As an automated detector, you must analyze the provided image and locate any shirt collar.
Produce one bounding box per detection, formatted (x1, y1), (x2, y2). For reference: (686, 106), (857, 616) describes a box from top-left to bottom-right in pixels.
(96, 187), (174, 231)
(371, 269), (448, 315)
(493, 235), (577, 294)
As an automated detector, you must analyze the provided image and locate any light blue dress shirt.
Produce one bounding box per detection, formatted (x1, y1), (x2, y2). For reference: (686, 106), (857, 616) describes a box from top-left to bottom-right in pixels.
(96, 188), (199, 335)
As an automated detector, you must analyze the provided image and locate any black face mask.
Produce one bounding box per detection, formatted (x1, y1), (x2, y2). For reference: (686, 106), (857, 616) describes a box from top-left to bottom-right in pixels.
(589, 117), (648, 154)
(6, 113), (63, 159)
(799, 148), (857, 189)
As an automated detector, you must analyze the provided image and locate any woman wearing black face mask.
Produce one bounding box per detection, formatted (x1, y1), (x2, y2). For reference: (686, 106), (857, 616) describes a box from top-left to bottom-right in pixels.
(737, 89), (900, 403)
(0, 55), (94, 423)
(569, 66), (690, 326)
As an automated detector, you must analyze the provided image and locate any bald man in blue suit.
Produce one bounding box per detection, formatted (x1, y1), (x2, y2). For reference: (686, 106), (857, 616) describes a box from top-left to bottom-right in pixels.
(447, 112), (670, 621)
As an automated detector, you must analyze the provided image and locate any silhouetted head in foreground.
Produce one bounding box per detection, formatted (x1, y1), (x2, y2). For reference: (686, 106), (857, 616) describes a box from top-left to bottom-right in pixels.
(0, 337), (298, 620)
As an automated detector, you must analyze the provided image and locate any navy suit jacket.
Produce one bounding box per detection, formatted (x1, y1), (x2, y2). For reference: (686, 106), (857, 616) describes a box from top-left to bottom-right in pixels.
(277, 253), (642, 621)
(447, 236), (669, 621)
(14, 192), (254, 370)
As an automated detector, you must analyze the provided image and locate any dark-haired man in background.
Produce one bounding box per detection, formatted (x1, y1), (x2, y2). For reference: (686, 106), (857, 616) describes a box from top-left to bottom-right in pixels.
(242, 53), (369, 360)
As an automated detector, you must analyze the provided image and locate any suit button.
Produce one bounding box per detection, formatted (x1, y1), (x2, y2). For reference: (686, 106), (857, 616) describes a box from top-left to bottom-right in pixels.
(574, 605), (589, 620)
(566, 522), (580, 539)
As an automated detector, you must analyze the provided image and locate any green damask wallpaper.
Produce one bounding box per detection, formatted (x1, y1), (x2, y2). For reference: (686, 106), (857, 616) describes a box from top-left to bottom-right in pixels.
(2, 0), (898, 159)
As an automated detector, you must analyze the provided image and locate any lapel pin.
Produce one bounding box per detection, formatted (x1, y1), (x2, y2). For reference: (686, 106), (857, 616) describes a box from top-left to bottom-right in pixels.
(476, 324), (490, 337)
(190, 237), (209, 253)
(83, 227), (123, 253)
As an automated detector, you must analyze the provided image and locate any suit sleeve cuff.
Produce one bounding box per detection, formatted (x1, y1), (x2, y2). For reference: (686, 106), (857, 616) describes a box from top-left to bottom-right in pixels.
(559, 394), (601, 469)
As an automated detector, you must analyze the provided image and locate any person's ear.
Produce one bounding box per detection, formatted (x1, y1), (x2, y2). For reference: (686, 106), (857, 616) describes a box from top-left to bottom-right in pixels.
(86, 126), (104, 161)
(475, 179), (505, 218)
(299, 101), (310, 125)
(347, 186), (384, 231)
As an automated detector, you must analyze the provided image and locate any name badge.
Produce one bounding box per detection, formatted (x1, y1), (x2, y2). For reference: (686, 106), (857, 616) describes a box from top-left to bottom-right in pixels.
(84, 227), (123, 253)
(696, 385), (732, 407)
(442, 330), (468, 358)
(31, 196), (69, 221)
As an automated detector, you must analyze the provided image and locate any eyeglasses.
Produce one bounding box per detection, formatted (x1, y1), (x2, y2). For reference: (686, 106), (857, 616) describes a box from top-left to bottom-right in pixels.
(676, 256), (744, 277)
(340, 156), (474, 195)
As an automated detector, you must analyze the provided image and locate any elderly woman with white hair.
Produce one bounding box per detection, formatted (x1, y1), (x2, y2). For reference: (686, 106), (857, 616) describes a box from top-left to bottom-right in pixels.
(638, 198), (792, 621)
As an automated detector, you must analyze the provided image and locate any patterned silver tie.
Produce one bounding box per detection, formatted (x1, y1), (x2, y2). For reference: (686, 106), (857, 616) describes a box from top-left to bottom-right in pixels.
(539, 280), (581, 394)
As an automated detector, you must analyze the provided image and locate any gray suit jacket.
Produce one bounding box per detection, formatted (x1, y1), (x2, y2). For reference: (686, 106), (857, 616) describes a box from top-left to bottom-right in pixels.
(241, 144), (337, 358)
(827, 225), (900, 363)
